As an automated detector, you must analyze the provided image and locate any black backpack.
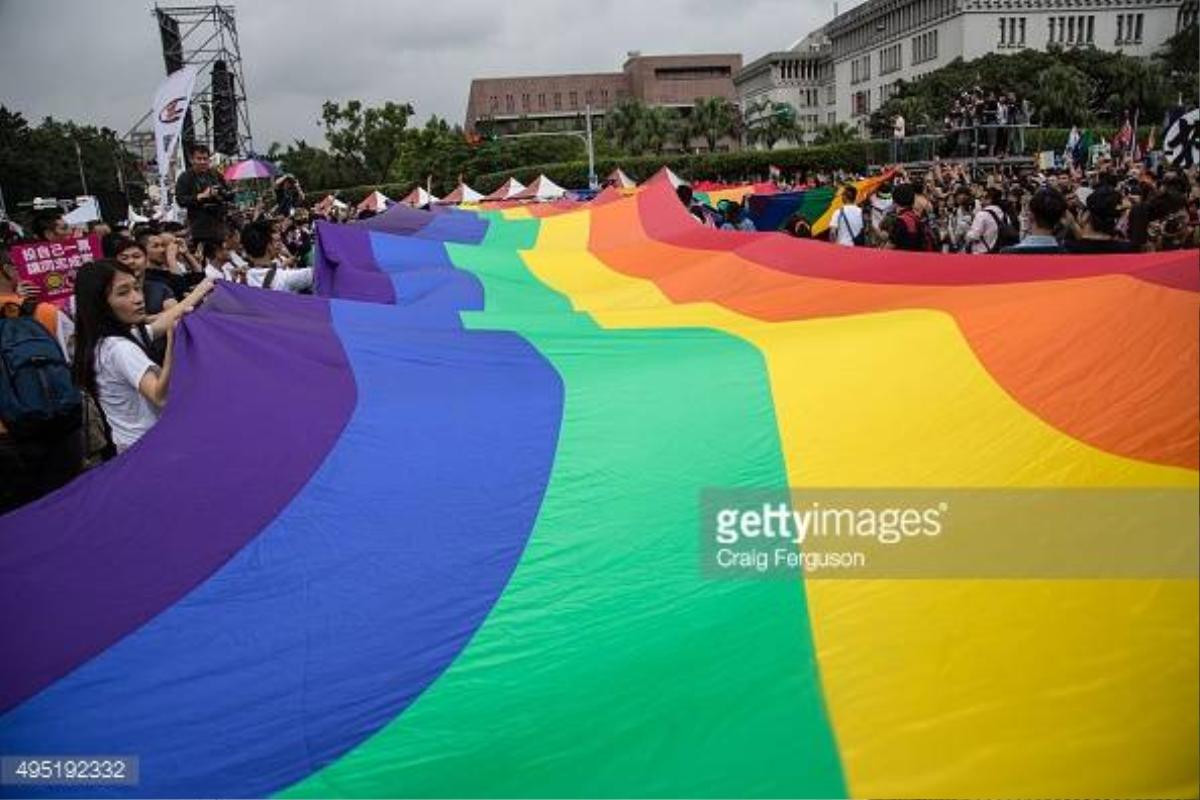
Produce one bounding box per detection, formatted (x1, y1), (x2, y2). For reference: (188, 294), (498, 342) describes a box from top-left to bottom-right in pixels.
(986, 208), (1021, 252)
(0, 305), (81, 439)
(837, 208), (866, 246)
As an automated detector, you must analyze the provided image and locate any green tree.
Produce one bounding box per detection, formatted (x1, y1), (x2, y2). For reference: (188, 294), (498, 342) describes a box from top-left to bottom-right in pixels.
(0, 106), (141, 213)
(1035, 64), (1093, 126)
(1100, 58), (1166, 122)
(637, 106), (680, 155)
(690, 97), (738, 152)
(1154, 23), (1198, 106)
(389, 115), (475, 194)
(744, 99), (801, 150)
(812, 122), (858, 146)
(320, 99), (414, 183)
(605, 99), (647, 153)
(268, 138), (363, 190)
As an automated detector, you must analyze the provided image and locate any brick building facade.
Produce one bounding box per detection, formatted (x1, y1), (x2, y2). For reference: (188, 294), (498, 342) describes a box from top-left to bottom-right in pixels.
(465, 52), (742, 146)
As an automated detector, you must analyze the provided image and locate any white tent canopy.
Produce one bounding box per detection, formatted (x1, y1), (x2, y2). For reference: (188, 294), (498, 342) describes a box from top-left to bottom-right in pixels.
(647, 166), (686, 188)
(510, 174), (567, 202)
(438, 182), (484, 204)
(400, 186), (439, 207)
(64, 196), (101, 226)
(357, 190), (392, 212)
(606, 168), (637, 188)
(482, 177), (525, 201)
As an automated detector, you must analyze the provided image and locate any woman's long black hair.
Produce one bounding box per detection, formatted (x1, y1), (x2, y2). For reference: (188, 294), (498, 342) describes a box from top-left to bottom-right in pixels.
(73, 259), (141, 397)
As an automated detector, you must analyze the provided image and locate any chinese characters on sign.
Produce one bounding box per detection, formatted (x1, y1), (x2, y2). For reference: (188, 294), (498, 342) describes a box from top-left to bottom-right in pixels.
(7, 233), (101, 305)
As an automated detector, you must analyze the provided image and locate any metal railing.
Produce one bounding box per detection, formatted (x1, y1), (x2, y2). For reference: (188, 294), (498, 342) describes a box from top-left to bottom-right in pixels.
(874, 123), (1041, 166)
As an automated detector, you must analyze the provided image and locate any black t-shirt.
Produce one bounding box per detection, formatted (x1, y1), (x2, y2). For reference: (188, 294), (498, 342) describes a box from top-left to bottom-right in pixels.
(141, 271), (176, 315)
(175, 169), (230, 242)
(1126, 202), (1152, 248)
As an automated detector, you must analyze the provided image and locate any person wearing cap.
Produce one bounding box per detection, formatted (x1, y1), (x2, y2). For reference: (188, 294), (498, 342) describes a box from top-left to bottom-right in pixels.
(1064, 185), (1135, 253)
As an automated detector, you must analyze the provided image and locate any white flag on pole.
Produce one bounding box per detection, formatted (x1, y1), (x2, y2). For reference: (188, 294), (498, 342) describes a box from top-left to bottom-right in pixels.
(152, 66), (199, 216)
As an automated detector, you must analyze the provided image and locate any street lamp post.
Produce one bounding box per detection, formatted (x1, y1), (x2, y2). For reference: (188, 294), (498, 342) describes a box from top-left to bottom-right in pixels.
(585, 104), (597, 190)
(495, 112), (599, 191)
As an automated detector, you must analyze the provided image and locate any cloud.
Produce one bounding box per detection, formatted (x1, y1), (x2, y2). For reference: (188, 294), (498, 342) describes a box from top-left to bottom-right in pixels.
(0, 0), (837, 148)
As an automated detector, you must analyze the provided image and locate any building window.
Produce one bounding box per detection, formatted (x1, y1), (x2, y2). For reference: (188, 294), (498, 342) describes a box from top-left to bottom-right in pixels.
(553, 92), (562, 110)
(653, 65), (732, 79)
(600, 89), (609, 104)
(1179, 4), (1199, 31)
(489, 95), (499, 112)
(852, 89), (870, 116)
(880, 42), (902, 74)
(826, 84), (836, 104)
(1086, 15), (1093, 42)
(569, 91), (578, 108)
(521, 93), (530, 110)
(1116, 12), (1143, 43)
(1049, 17), (1056, 43)
(998, 16), (1025, 46)
(585, 89), (593, 105)
(538, 93), (546, 110)
(911, 30), (938, 64)
(505, 94), (514, 112)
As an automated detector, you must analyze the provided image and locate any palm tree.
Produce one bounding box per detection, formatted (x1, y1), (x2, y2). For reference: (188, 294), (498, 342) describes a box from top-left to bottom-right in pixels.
(605, 99), (647, 155)
(638, 106), (680, 155)
(691, 97), (738, 152)
(744, 100), (800, 150)
(671, 110), (698, 153)
(812, 122), (858, 146)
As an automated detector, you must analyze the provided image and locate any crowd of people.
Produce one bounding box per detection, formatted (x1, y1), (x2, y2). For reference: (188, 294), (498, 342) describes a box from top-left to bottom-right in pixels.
(0, 143), (324, 513)
(2, 140), (1198, 514)
(775, 157), (1199, 253)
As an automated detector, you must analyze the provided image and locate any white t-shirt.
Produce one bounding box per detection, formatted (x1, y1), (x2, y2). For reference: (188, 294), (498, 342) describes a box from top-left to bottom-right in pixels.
(245, 263), (313, 293)
(204, 260), (241, 281)
(830, 204), (865, 246)
(95, 335), (160, 452)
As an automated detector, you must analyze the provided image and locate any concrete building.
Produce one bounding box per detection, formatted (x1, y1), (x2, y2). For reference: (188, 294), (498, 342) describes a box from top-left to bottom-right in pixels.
(736, 31), (836, 142)
(736, 0), (1196, 141)
(465, 52), (742, 143)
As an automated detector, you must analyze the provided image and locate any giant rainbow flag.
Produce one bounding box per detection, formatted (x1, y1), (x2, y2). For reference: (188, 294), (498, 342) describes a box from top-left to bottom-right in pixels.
(1, 183), (1197, 798)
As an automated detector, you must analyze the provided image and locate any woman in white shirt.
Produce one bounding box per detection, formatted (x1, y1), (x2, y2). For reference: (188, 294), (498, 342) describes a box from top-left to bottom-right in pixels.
(73, 259), (213, 453)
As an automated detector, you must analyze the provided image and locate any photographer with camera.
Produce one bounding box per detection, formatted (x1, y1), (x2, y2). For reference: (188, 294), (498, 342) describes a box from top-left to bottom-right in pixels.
(175, 143), (233, 246)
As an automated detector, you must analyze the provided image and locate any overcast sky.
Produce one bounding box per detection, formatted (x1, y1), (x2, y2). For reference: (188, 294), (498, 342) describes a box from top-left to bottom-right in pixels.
(0, 0), (847, 150)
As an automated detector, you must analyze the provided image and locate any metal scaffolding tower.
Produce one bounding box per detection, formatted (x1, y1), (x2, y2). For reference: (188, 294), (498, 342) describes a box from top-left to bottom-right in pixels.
(122, 3), (256, 189)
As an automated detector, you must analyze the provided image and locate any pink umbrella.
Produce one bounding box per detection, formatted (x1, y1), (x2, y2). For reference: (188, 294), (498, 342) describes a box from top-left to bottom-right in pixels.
(223, 158), (279, 181)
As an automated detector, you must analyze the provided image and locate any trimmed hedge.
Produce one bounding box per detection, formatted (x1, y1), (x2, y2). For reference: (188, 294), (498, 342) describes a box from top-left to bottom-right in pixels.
(472, 142), (893, 192)
(308, 142), (887, 203)
(307, 127), (1147, 204)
